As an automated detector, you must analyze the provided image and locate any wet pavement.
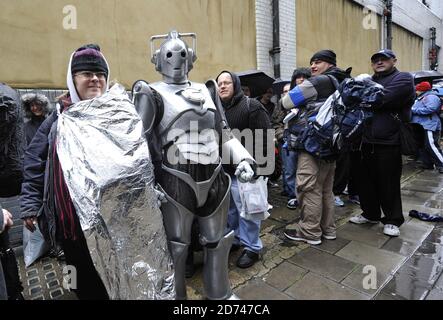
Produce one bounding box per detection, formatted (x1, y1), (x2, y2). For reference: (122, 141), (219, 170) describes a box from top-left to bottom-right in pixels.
(2, 158), (443, 300)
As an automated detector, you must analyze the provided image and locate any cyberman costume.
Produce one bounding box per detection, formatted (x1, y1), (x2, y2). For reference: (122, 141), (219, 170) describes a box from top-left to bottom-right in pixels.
(132, 31), (255, 300)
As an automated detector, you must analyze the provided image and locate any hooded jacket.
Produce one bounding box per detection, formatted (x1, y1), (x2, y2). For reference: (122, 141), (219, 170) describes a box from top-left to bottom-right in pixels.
(21, 93), (51, 145)
(216, 71), (272, 176)
(411, 90), (442, 132)
(20, 47), (110, 246)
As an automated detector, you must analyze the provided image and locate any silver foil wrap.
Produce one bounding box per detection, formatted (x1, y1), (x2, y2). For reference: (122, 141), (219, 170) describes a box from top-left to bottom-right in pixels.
(56, 84), (175, 299)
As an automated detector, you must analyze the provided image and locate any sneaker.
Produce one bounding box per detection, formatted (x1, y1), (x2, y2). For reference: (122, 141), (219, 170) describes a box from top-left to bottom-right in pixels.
(287, 198), (298, 210)
(349, 214), (379, 224)
(383, 224), (400, 237)
(284, 229), (322, 245)
(438, 167), (443, 174)
(348, 195), (360, 205)
(334, 196), (345, 207)
(322, 233), (337, 240)
(236, 249), (259, 268)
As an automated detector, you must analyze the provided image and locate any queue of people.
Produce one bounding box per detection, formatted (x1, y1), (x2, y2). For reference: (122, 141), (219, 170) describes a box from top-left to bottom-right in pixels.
(1, 35), (442, 300)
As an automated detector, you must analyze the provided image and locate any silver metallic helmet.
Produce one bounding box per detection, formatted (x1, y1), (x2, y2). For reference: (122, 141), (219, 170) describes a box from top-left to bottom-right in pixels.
(151, 30), (197, 84)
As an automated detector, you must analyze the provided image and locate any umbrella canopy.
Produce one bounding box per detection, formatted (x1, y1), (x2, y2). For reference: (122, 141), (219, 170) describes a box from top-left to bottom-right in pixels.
(272, 78), (291, 96)
(236, 70), (275, 98)
(411, 70), (443, 84)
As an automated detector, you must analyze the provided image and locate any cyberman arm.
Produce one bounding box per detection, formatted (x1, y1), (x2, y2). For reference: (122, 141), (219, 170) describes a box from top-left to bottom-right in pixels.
(206, 80), (255, 183)
(132, 80), (166, 206)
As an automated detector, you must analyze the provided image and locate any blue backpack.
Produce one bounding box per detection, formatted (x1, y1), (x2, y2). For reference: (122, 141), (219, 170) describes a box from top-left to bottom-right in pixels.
(297, 76), (384, 160)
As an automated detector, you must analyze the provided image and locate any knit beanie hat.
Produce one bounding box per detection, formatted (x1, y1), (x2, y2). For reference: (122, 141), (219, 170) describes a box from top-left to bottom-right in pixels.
(415, 81), (432, 92)
(310, 49), (337, 66)
(71, 44), (108, 78)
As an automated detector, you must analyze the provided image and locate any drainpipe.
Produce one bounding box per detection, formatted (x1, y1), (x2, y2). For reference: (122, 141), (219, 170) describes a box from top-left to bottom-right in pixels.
(429, 27), (438, 70)
(384, 0), (393, 49)
(269, 0), (281, 79)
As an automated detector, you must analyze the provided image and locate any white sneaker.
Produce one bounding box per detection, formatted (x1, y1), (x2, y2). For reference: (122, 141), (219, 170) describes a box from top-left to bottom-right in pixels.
(334, 196), (345, 207)
(322, 234), (337, 240)
(383, 224), (400, 237)
(349, 215), (379, 224)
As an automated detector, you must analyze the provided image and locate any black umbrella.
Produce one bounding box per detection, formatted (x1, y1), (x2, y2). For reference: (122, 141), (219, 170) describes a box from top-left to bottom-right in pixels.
(236, 70), (275, 98)
(272, 78), (291, 96)
(411, 70), (443, 84)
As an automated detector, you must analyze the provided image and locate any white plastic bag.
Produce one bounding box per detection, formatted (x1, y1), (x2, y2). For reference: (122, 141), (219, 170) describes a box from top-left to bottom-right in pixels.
(23, 224), (49, 267)
(238, 176), (270, 221)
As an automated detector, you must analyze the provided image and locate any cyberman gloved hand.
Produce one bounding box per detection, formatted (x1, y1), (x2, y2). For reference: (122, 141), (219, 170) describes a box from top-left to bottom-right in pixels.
(235, 161), (255, 183)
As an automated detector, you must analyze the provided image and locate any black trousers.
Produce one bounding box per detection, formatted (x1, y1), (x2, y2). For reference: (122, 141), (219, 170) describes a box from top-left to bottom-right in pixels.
(333, 152), (350, 196)
(61, 231), (109, 300)
(360, 143), (404, 227)
(0, 231), (23, 300)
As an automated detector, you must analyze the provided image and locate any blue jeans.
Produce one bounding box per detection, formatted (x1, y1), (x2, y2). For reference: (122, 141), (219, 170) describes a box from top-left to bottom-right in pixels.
(227, 176), (263, 254)
(281, 146), (298, 199)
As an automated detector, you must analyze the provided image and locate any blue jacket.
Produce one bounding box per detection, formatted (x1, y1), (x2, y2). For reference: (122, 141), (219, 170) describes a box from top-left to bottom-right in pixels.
(411, 91), (442, 132)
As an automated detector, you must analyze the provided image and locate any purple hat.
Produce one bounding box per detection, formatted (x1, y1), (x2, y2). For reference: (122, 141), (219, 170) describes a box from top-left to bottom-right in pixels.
(71, 44), (108, 78)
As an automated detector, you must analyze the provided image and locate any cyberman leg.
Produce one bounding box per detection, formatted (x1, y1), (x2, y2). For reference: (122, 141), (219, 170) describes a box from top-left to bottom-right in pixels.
(198, 174), (237, 300)
(158, 186), (194, 300)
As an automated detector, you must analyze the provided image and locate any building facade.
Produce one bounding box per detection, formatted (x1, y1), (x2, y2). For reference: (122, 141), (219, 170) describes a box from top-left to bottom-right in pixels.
(1, 0), (442, 89)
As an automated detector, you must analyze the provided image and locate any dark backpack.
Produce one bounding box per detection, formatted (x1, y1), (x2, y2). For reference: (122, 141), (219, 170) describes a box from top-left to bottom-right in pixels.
(297, 76), (383, 160)
(0, 83), (24, 197)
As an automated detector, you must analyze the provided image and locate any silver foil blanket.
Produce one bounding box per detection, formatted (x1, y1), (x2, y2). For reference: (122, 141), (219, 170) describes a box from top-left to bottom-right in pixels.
(56, 85), (175, 299)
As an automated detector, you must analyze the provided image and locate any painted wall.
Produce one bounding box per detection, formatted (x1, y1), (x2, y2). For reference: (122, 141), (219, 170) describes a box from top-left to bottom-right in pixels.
(295, 0), (423, 75)
(0, 0), (257, 89)
(296, 0), (381, 75)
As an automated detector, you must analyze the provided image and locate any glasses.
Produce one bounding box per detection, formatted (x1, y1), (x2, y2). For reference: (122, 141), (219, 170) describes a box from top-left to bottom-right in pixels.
(218, 81), (233, 87)
(74, 71), (106, 80)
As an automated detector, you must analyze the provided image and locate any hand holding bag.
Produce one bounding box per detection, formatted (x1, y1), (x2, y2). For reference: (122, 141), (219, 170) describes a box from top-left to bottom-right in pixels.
(238, 176), (270, 221)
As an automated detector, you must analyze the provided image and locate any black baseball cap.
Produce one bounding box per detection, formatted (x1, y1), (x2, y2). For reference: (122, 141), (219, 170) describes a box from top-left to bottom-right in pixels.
(371, 49), (396, 61)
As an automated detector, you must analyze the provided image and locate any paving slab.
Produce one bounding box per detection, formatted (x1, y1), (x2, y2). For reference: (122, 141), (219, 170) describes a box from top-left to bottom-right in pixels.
(335, 241), (407, 275)
(425, 288), (443, 300)
(269, 207), (299, 224)
(374, 292), (407, 300)
(288, 247), (358, 282)
(336, 223), (390, 248)
(262, 261), (308, 291)
(379, 274), (430, 300)
(234, 278), (292, 300)
(284, 272), (369, 300)
(341, 265), (391, 297)
(381, 221), (433, 257)
(314, 237), (351, 255)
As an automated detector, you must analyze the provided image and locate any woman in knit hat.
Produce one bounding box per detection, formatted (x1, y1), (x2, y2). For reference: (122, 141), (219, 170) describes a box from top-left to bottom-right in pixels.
(20, 44), (110, 300)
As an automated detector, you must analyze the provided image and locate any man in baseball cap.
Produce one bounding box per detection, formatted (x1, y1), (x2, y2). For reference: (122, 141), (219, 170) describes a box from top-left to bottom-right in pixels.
(371, 49), (396, 61)
(370, 49), (397, 75)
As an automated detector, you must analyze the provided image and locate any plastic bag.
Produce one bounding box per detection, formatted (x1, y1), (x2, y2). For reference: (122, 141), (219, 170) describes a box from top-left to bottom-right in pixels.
(23, 224), (49, 267)
(238, 177), (270, 221)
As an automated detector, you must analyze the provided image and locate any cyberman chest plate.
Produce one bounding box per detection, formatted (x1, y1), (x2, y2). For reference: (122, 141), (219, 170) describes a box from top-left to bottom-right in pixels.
(150, 81), (220, 164)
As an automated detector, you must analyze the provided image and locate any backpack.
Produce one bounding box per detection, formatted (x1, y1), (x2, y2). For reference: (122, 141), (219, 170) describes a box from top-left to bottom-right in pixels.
(0, 83), (24, 197)
(297, 75), (384, 160)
